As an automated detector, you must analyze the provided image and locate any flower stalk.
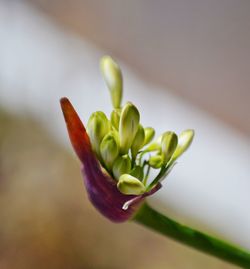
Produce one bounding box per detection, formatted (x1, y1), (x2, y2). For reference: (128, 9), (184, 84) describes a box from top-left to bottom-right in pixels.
(134, 203), (250, 268)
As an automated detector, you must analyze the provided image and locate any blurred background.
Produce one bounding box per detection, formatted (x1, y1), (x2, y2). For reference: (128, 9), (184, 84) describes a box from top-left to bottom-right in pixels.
(0, 1), (249, 268)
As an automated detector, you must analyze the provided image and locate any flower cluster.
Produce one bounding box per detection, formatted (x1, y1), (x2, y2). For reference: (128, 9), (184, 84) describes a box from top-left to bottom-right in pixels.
(87, 56), (194, 196)
(60, 56), (194, 222)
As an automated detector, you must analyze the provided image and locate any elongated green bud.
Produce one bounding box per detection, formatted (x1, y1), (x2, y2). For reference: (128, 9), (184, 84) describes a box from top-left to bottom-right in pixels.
(149, 155), (163, 169)
(131, 125), (145, 158)
(112, 155), (131, 180)
(144, 127), (155, 145)
(87, 111), (110, 156)
(161, 131), (178, 164)
(119, 102), (140, 154)
(110, 109), (121, 130)
(100, 132), (119, 170)
(117, 174), (146, 195)
(100, 56), (123, 109)
(130, 165), (144, 180)
(172, 129), (195, 160)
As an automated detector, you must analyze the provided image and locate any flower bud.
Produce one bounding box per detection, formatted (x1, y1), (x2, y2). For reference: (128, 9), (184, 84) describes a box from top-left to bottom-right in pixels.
(100, 56), (123, 109)
(87, 111), (110, 156)
(172, 129), (195, 160)
(131, 125), (145, 158)
(110, 109), (121, 130)
(130, 165), (144, 180)
(100, 132), (119, 170)
(112, 155), (131, 180)
(117, 174), (146, 195)
(149, 155), (163, 169)
(161, 131), (178, 164)
(119, 102), (140, 154)
(143, 127), (155, 145)
(146, 135), (162, 151)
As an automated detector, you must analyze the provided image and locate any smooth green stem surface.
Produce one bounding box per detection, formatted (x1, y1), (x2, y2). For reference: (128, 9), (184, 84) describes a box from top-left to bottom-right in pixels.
(133, 203), (250, 268)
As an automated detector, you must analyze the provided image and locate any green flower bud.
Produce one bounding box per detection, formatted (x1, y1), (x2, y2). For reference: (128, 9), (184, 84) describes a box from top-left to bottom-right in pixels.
(145, 135), (162, 151)
(110, 109), (121, 130)
(172, 129), (195, 160)
(144, 127), (155, 145)
(149, 155), (163, 169)
(161, 131), (178, 164)
(131, 125), (145, 158)
(87, 111), (110, 156)
(129, 165), (144, 180)
(100, 56), (123, 109)
(119, 102), (140, 154)
(100, 132), (119, 170)
(112, 155), (131, 180)
(117, 174), (146, 195)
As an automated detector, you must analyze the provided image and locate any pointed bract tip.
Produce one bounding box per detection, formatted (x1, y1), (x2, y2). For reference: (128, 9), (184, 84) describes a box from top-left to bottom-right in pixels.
(60, 97), (92, 163)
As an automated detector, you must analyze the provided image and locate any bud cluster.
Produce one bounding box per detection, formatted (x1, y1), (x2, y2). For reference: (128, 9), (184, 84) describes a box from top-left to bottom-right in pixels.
(86, 56), (194, 196)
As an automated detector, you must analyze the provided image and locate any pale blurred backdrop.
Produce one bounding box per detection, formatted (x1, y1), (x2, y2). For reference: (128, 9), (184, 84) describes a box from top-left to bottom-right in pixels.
(0, 1), (249, 268)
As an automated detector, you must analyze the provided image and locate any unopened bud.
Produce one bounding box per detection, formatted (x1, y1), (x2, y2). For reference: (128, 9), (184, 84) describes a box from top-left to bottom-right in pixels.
(117, 174), (146, 195)
(87, 111), (110, 156)
(131, 125), (145, 158)
(149, 155), (163, 169)
(110, 109), (121, 130)
(144, 127), (155, 145)
(112, 155), (131, 180)
(172, 129), (194, 160)
(146, 135), (162, 151)
(100, 132), (119, 170)
(119, 102), (140, 154)
(130, 165), (144, 180)
(100, 56), (123, 108)
(161, 131), (178, 164)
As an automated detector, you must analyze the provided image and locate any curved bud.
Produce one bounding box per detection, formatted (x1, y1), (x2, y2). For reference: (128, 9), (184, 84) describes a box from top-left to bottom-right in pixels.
(149, 155), (163, 169)
(144, 127), (155, 145)
(87, 111), (110, 156)
(100, 132), (119, 170)
(100, 56), (123, 109)
(112, 155), (131, 180)
(130, 165), (144, 181)
(172, 129), (195, 160)
(161, 131), (178, 164)
(131, 125), (145, 158)
(110, 109), (121, 130)
(118, 174), (146, 195)
(119, 102), (140, 154)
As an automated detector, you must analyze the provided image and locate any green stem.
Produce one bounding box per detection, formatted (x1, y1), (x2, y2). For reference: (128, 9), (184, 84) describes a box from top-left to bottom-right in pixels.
(133, 203), (250, 268)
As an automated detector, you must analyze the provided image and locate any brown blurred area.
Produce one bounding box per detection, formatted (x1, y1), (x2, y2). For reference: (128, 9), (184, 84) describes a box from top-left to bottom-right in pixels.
(27, 0), (250, 135)
(0, 107), (238, 268)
